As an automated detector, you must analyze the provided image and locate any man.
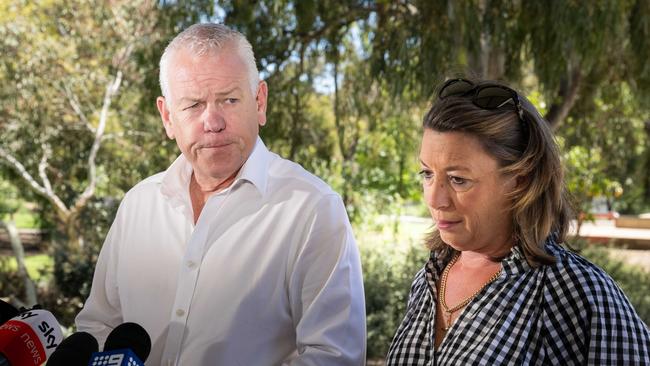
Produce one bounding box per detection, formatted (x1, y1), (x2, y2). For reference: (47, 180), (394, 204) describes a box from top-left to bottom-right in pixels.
(76, 23), (366, 365)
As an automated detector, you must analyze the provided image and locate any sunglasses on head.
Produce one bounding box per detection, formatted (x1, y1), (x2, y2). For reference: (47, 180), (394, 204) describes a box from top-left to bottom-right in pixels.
(438, 78), (525, 123)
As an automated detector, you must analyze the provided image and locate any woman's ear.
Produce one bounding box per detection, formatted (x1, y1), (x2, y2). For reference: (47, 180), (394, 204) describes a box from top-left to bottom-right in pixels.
(514, 174), (530, 190)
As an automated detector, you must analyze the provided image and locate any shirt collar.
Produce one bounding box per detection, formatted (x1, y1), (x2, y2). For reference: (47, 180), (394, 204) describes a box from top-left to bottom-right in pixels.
(160, 136), (270, 205)
(233, 136), (269, 196)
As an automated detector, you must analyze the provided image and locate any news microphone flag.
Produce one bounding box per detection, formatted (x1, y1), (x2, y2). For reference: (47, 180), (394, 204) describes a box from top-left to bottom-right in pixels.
(0, 309), (63, 365)
(88, 348), (144, 366)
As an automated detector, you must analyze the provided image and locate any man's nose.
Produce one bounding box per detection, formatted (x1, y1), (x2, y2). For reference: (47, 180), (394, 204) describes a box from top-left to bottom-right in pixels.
(203, 103), (226, 132)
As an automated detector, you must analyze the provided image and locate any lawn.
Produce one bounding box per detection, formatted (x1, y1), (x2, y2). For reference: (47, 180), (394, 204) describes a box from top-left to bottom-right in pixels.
(3, 253), (53, 281)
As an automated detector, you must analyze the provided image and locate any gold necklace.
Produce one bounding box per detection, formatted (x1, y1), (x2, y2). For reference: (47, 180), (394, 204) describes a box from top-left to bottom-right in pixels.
(438, 253), (501, 331)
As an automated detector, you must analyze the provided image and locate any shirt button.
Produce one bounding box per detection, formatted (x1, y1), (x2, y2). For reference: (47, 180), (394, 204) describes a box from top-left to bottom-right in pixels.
(176, 309), (185, 317)
(187, 260), (197, 269)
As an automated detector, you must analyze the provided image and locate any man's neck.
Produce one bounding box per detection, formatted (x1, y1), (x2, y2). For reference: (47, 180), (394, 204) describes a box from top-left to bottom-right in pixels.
(189, 171), (238, 224)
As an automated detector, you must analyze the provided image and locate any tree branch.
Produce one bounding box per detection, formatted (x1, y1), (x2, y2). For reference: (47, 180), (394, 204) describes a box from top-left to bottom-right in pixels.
(0, 146), (70, 216)
(37, 144), (56, 200)
(62, 82), (94, 132)
(545, 68), (582, 129)
(72, 70), (123, 214)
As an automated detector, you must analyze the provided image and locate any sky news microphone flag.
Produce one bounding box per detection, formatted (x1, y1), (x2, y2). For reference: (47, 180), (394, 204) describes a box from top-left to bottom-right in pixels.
(0, 309), (63, 365)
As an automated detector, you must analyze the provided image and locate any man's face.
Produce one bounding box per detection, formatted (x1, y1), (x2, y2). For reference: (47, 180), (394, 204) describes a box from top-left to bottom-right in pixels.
(157, 45), (267, 187)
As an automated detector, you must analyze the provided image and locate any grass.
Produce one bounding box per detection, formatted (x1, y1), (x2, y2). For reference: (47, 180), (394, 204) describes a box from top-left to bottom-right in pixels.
(2, 253), (53, 280)
(2, 206), (41, 228)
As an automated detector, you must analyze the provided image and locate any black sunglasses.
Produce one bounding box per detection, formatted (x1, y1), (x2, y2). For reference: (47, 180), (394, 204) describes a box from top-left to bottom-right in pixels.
(438, 78), (525, 122)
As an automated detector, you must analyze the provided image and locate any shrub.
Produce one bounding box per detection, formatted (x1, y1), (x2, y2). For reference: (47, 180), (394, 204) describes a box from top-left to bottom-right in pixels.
(361, 238), (429, 359)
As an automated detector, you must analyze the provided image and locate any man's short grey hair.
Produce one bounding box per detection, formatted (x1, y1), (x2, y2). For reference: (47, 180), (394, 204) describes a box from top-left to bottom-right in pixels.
(159, 23), (259, 99)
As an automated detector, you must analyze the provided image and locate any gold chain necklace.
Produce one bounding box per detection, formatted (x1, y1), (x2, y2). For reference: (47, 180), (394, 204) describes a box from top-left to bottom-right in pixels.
(438, 253), (501, 331)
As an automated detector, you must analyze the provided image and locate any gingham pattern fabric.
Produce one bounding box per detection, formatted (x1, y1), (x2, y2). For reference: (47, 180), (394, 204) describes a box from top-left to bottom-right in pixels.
(386, 240), (650, 365)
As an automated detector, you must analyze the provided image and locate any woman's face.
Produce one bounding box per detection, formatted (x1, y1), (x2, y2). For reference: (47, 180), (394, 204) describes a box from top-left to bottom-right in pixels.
(419, 129), (517, 256)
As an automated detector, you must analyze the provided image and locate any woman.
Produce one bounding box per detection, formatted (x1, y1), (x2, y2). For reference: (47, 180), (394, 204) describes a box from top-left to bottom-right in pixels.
(386, 78), (650, 365)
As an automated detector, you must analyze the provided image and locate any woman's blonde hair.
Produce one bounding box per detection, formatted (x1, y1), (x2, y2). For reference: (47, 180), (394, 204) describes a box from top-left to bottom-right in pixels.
(423, 79), (573, 267)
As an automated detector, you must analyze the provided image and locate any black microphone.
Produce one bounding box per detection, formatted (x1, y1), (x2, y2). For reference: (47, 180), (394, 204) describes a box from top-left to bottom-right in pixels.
(46, 331), (99, 365)
(0, 300), (19, 326)
(87, 322), (151, 366)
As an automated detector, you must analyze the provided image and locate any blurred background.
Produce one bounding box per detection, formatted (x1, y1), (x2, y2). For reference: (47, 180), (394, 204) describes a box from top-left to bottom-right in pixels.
(1, 0), (649, 362)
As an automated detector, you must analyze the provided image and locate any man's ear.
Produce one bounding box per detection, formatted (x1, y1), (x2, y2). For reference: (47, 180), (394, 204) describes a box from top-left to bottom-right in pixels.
(255, 81), (268, 127)
(157, 96), (175, 139)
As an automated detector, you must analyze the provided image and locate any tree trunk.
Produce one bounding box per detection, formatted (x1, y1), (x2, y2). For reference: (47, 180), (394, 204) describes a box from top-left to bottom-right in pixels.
(0, 220), (37, 306)
(545, 69), (582, 129)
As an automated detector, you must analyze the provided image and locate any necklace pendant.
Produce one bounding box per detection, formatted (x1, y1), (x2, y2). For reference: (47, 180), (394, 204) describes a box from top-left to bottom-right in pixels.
(445, 312), (452, 330)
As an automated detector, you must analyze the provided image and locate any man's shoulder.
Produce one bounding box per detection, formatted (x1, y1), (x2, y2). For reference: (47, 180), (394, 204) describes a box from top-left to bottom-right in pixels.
(122, 171), (166, 200)
(267, 153), (338, 198)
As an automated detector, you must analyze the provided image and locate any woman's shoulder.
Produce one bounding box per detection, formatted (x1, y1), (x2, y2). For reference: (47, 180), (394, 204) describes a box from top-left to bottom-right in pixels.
(542, 241), (627, 305)
(539, 241), (650, 360)
(540, 241), (649, 334)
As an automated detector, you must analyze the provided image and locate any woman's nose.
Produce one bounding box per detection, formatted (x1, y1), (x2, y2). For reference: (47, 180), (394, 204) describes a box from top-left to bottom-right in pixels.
(426, 181), (452, 210)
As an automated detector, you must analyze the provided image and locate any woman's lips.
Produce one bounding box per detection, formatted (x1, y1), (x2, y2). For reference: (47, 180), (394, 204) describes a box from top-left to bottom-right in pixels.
(436, 219), (461, 229)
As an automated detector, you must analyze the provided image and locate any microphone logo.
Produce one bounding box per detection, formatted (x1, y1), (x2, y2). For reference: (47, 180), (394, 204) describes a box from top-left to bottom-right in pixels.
(17, 310), (60, 350)
(88, 349), (144, 366)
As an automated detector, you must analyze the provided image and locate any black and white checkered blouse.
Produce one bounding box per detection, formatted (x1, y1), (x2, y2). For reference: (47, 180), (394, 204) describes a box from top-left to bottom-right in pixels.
(386, 239), (650, 365)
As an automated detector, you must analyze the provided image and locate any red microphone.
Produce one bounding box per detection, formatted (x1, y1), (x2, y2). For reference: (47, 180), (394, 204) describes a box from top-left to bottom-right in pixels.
(0, 309), (64, 365)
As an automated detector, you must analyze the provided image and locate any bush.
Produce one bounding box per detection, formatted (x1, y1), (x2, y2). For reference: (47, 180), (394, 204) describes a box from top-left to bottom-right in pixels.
(361, 236), (429, 359)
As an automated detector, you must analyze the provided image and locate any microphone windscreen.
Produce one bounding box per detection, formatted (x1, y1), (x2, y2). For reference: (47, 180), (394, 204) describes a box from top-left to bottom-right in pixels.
(0, 300), (19, 325)
(0, 309), (63, 364)
(104, 322), (151, 362)
(46, 331), (98, 365)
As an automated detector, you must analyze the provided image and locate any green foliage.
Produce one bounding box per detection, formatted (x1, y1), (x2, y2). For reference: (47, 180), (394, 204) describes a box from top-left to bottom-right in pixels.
(562, 143), (622, 217)
(1, 254), (51, 280)
(362, 241), (428, 359)
(559, 82), (650, 214)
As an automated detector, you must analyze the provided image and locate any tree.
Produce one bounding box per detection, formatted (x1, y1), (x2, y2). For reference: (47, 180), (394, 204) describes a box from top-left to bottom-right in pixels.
(0, 0), (169, 303)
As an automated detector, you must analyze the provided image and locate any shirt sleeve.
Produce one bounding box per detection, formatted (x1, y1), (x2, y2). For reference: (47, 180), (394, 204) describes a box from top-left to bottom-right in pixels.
(284, 194), (366, 365)
(584, 273), (650, 364)
(542, 260), (650, 364)
(74, 204), (125, 347)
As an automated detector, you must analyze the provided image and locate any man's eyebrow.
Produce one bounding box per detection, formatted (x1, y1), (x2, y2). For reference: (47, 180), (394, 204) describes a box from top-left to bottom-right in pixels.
(177, 87), (243, 103)
(214, 86), (243, 96)
(179, 96), (202, 103)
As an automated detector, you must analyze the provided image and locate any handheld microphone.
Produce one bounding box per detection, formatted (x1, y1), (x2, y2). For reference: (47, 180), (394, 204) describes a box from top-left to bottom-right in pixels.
(0, 301), (19, 326)
(87, 322), (151, 366)
(0, 309), (63, 366)
(46, 331), (98, 365)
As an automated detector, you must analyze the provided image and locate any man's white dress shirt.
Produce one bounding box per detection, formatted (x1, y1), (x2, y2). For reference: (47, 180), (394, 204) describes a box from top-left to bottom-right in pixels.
(76, 138), (366, 365)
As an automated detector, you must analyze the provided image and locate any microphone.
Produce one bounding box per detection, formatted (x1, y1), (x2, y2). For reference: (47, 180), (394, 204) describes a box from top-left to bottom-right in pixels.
(46, 331), (99, 365)
(0, 301), (19, 326)
(0, 309), (63, 366)
(88, 322), (151, 366)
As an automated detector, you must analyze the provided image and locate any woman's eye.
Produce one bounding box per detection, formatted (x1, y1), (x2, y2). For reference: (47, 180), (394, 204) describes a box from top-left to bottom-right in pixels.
(418, 170), (433, 180)
(449, 176), (467, 185)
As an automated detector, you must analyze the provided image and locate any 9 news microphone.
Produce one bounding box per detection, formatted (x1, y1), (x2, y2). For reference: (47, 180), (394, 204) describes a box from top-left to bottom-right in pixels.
(0, 308), (63, 366)
(46, 331), (99, 365)
(88, 322), (151, 366)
